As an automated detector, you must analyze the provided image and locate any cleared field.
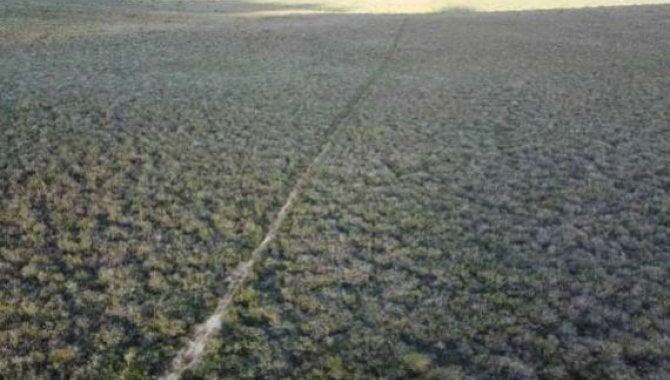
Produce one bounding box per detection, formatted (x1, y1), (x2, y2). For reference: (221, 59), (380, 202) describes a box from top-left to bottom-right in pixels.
(1, 1), (669, 379)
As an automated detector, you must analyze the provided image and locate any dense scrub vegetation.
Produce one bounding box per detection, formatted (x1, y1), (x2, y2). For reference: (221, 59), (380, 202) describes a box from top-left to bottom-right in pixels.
(2, 1), (669, 378)
(0, 6), (398, 376)
(193, 6), (670, 379)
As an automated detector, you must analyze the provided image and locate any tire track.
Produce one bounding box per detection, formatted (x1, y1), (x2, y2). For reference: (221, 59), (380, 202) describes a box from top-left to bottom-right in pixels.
(159, 16), (408, 380)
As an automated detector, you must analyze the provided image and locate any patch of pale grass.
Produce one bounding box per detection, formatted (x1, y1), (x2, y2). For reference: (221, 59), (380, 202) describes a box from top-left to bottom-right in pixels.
(3, 0), (667, 41)
(247, 0), (669, 13)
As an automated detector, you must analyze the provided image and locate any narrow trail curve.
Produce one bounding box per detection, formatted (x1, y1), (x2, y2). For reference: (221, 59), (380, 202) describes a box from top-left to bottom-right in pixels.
(159, 16), (408, 380)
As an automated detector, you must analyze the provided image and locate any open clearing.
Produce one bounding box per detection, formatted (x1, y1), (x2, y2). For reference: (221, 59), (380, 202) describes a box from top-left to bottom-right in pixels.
(1, 1), (669, 379)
